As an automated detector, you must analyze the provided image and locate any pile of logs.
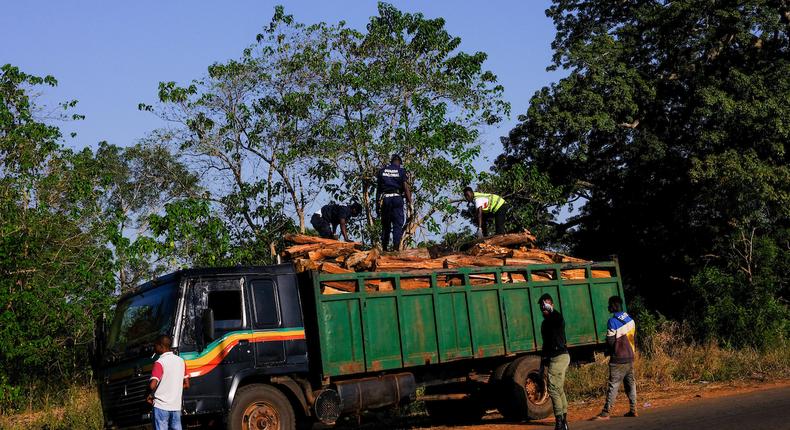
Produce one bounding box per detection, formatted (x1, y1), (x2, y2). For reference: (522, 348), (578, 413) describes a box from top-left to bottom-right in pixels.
(282, 232), (612, 294)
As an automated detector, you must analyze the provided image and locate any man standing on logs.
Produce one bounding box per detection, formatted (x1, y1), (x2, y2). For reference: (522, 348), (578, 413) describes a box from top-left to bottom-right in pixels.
(311, 202), (363, 242)
(463, 186), (509, 238)
(376, 154), (412, 251)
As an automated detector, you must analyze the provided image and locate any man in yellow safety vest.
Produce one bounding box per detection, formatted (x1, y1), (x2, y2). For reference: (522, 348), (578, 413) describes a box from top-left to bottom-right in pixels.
(463, 186), (509, 238)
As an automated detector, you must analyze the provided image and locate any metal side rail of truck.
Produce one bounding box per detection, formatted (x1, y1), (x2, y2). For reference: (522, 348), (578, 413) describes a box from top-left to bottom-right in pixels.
(92, 260), (626, 430)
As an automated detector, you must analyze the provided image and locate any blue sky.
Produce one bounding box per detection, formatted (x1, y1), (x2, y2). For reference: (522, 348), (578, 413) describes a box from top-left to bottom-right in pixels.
(3, 1), (568, 238)
(2, 1), (561, 166)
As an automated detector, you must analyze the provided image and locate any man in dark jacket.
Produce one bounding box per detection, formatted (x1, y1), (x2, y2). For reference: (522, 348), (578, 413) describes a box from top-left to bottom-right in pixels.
(376, 154), (412, 251)
(593, 295), (637, 420)
(310, 203), (362, 242)
(539, 293), (570, 430)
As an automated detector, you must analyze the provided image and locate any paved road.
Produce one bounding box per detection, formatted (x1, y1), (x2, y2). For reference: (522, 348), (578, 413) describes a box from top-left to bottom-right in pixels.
(573, 385), (790, 430)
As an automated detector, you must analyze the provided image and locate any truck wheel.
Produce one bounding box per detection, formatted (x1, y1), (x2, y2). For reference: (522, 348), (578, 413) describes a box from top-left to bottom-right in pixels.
(499, 355), (553, 421)
(229, 384), (295, 430)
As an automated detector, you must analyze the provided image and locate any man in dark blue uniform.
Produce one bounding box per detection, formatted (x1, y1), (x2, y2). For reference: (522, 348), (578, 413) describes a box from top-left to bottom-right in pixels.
(310, 202), (363, 242)
(376, 154), (412, 251)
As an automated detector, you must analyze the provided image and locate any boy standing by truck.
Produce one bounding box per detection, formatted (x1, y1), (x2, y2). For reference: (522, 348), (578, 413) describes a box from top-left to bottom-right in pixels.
(147, 335), (190, 430)
(539, 293), (570, 430)
(593, 295), (638, 420)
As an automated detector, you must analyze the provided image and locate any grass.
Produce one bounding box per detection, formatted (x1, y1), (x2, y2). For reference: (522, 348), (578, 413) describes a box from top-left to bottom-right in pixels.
(0, 386), (102, 430)
(566, 322), (790, 402)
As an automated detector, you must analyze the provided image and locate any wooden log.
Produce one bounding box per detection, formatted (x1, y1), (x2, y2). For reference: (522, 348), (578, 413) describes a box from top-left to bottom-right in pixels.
(592, 269), (613, 278)
(322, 286), (351, 295)
(344, 249), (379, 271)
(285, 233), (361, 247)
(321, 281), (357, 292)
(560, 269), (586, 280)
(504, 258), (553, 266)
(365, 279), (394, 292)
(556, 254), (589, 263)
(508, 249), (555, 263)
(293, 258), (320, 273)
(530, 271), (554, 281)
(443, 254), (504, 268)
(468, 273), (498, 285)
(394, 248), (432, 259)
(320, 262), (354, 274)
(284, 243), (325, 256)
(307, 246), (356, 261)
(477, 231), (537, 248)
(510, 273), (527, 283)
(400, 278), (432, 290)
(374, 256), (446, 271)
(466, 243), (512, 257)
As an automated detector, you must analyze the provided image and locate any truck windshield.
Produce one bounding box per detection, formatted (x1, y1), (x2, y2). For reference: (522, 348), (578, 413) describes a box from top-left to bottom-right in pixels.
(106, 282), (179, 360)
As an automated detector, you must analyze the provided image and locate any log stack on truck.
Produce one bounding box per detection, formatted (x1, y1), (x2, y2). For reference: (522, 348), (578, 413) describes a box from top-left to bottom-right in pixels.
(94, 233), (625, 430)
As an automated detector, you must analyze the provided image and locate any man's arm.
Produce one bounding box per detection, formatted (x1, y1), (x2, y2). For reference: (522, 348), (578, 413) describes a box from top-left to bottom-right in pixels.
(605, 318), (617, 348)
(147, 362), (162, 404)
(183, 377), (190, 390)
(375, 170), (383, 215)
(403, 181), (412, 206)
(339, 219), (351, 242)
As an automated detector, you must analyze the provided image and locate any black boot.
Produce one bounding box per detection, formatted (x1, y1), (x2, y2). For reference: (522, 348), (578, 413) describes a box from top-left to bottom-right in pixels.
(563, 413), (569, 429)
(554, 415), (564, 430)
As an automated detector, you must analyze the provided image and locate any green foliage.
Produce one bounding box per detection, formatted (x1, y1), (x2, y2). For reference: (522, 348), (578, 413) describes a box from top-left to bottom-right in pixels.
(497, 1), (790, 347)
(0, 65), (116, 410)
(318, 3), (509, 246)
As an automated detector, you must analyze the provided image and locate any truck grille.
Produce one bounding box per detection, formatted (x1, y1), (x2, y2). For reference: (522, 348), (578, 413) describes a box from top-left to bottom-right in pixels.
(102, 374), (151, 428)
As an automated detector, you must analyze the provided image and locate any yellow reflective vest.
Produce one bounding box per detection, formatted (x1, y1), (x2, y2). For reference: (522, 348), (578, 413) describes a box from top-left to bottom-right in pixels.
(474, 192), (506, 213)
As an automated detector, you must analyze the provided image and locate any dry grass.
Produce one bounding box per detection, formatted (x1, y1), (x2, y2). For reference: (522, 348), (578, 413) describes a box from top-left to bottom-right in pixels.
(0, 386), (102, 430)
(566, 322), (790, 401)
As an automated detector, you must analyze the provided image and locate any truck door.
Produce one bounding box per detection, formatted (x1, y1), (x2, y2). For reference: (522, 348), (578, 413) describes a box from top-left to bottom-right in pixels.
(180, 277), (251, 365)
(248, 278), (286, 366)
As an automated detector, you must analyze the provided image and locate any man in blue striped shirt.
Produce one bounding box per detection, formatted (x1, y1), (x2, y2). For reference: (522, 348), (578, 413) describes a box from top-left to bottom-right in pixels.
(593, 296), (638, 420)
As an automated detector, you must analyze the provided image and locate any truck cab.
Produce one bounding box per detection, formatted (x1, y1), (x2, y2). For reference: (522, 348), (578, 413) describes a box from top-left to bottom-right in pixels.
(98, 265), (309, 429)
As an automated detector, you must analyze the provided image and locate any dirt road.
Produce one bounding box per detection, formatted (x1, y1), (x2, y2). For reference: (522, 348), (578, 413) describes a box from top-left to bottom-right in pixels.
(333, 381), (790, 430)
(572, 385), (790, 430)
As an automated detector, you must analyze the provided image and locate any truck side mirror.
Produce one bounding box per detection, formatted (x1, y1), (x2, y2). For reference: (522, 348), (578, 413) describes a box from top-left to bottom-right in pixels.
(202, 308), (215, 346)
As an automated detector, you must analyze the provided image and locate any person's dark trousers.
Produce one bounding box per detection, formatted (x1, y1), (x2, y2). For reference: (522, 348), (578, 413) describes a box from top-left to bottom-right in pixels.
(602, 362), (637, 415)
(310, 213), (333, 239)
(482, 204), (509, 236)
(381, 195), (405, 251)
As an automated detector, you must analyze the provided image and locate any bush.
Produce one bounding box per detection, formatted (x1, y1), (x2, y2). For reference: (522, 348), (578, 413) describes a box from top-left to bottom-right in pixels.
(565, 321), (790, 402)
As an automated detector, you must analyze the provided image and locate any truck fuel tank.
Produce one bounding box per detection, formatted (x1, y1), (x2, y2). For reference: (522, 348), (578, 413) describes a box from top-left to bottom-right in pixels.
(334, 373), (416, 415)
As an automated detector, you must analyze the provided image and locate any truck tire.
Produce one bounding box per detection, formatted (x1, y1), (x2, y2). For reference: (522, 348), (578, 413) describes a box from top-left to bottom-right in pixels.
(229, 384), (295, 430)
(499, 355), (553, 421)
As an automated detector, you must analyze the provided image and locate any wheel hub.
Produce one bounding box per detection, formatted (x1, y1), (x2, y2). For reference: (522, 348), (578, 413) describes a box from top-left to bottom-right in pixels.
(243, 401), (281, 430)
(525, 372), (550, 405)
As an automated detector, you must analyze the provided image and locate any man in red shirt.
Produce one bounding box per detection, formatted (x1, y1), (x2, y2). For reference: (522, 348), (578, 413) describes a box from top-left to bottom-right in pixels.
(147, 335), (189, 430)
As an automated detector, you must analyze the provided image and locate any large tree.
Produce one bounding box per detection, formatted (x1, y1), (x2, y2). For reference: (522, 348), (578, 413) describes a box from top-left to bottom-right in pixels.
(0, 65), (115, 400)
(147, 3), (508, 249)
(320, 3), (509, 246)
(498, 0), (789, 346)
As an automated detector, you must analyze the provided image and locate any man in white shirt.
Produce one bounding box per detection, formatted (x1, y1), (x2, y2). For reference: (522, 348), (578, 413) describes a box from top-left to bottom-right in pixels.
(147, 335), (189, 430)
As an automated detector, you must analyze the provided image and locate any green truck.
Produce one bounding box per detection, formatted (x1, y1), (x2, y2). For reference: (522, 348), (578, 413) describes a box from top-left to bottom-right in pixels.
(95, 260), (625, 429)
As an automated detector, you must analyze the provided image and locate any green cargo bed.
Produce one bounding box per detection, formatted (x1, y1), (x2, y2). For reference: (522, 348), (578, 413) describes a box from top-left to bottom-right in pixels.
(310, 262), (625, 378)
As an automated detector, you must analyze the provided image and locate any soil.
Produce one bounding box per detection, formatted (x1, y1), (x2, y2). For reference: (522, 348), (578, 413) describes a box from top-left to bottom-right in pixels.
(333, 379), (790, 429)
